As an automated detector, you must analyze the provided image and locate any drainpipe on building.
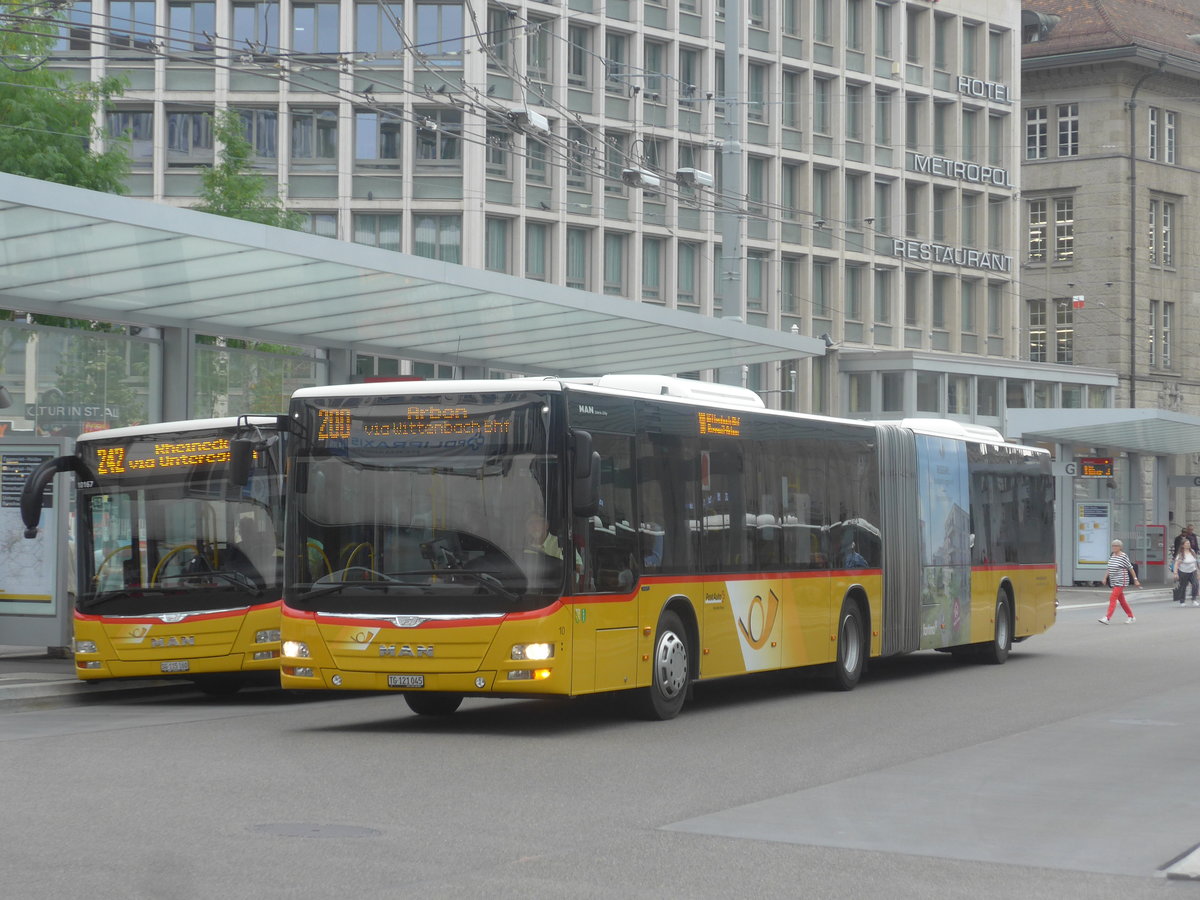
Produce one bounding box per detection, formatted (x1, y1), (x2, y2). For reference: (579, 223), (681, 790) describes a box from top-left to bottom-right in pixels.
(1126, 56), (1167, 408)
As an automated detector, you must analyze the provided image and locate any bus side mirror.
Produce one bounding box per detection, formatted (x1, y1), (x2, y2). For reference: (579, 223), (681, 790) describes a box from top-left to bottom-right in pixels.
(228, 438), (254, 487)
(573, 451), (600, 517)
(571, 430), (593, 480)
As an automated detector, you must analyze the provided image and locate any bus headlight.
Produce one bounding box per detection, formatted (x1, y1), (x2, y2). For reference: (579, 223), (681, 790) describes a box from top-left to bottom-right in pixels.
(255, 629), (280, 644)
(281, 640), (310, 658)
(75, 640), (98, 654)
(511, 642), (554, 661)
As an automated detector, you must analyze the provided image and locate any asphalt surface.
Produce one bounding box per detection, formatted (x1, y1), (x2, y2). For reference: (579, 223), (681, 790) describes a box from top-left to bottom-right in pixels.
(0, 582), (1177, 710)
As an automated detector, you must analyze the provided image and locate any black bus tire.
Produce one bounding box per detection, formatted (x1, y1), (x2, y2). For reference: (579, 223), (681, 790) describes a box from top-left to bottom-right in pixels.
(829, 599), (865, 691)
(634, 611), (690, 720)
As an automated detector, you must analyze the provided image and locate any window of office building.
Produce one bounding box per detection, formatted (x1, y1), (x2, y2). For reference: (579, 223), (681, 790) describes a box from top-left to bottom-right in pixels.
(299, 211), (337, 237)
(485, 217), (509, 273)
(168, 2), (215, 51)
(1027, 198), (1047, 260)
(525, 15), (552, 83)
(525, 134), (549, 185)
(1054, 197), (1074, 261)
(415, 0), (464, 63)
(109, 0), (156, 49)
(846, 83), (865, 142)
(745, 251), (767, 312)
(1147, 108), (1178, 162)
(748, 64), (768, 123)
(845, 265), (864, 321)
(603, 232), (628, 296)
(485, 128), (509, 178)
(525, 221), (549, 282)
(166, 110), (214, 167)
(814, 77), (832, 136)
(568, 25), (591, 86)
(778, 255), (800, 317)
(355, 111), (402, 168)
(605, 32), (628, 95)
(566, 126), (591, 189)
(1055, 103), (1079, 157)
(413, 214), (462, 262)
(812, 259), (832, 318)
(1149, 300), (1174, 369)
(292, 2), (339, 54)
(414, 108), (462, 167)
(356, 1), (403, 56)
(235, 108), (278, 163)
(678, 242), (699, 308)
(107, 109), (154, 167)
(234, 1), (279, 47)
(1149, 197), (1175, 267)
(916, 372), (940, 413)
(566, 227), (591, 290)
(874, 268), (892, 324)
(53, 0), (92, 50)
(642, 237), (663, 301)
(1025, 106), (1047, 160)
(353, 213), (401, 251)
(291, 108), (337, 169)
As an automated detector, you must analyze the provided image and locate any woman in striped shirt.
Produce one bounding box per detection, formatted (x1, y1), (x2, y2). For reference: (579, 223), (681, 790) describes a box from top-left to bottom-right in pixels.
(1099, 539), (1140, 624)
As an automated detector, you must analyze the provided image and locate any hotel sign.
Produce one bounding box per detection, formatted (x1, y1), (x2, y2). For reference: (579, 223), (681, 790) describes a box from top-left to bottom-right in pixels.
(957, 75), (1011, 104)
(909, 153), (1014, 188)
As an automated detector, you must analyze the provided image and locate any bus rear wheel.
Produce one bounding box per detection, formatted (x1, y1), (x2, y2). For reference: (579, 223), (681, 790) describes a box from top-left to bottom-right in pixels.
(634, 611), (690, 720)
(829, 599), (865, 691)
(978, 592), (1012, 665)
(404, 692), (463, 716)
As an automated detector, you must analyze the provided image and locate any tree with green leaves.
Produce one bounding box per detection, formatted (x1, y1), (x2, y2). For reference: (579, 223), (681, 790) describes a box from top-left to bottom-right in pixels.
(193, 109), (304, 229)
(0, 1), (129, 192)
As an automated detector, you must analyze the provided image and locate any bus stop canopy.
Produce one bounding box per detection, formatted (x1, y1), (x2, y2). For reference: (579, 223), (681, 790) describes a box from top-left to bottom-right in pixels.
(1007, 408), (1200, 456)
(0, 174), (825, 377)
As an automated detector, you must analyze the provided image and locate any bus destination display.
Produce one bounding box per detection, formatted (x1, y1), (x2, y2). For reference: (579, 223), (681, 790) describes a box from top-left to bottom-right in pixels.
(317, 407), (512, 441)
(93, 438), (233, 477)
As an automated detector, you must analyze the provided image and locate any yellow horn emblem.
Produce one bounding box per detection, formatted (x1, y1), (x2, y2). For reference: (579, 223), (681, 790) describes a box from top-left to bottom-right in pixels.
(737, 590), (780, 650)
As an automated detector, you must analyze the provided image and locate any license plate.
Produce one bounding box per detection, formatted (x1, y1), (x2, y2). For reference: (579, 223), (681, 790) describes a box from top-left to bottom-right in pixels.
(387, 674), (424, 688)
(161, 660), (190, 673)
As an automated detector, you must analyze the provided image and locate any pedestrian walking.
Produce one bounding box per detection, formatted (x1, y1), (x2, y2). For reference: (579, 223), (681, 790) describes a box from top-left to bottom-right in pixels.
(1175, 539), (1200, 606)
(1173, 524), (1199, 557)
(1099, 539), (1140, 624)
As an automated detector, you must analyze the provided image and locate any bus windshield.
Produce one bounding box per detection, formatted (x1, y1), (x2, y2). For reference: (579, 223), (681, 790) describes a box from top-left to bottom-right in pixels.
(287, 391), (566, 614)
(78, 429), (284, 616)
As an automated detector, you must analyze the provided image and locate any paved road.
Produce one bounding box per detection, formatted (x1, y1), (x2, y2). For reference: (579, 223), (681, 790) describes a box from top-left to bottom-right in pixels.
(1, 584), (1198, 898)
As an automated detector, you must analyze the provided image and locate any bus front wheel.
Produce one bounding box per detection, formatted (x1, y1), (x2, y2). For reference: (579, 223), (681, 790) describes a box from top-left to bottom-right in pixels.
(404, 692), (463, 716)
(829, 600), (865, 691)
(635, 611), (690, 720)
(978, 593), (1012, 665)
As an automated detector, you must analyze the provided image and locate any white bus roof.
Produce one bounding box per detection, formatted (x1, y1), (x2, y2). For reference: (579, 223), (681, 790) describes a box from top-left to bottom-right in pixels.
(74, 415), (283, 444)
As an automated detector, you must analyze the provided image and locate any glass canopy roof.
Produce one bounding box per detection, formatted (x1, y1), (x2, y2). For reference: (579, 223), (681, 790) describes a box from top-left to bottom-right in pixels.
(0, 174), (825, 377)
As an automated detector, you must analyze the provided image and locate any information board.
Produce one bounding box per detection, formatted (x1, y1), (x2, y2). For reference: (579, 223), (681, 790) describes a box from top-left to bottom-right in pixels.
(1076, 502), (1111, 566)
(0, 452), (56, 612)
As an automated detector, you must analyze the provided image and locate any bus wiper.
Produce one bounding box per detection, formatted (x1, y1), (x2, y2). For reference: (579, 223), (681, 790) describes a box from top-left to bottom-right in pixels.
(155, 571), (263, 598)
(423, 568), (520, 603)
(300, 579), (406, 602)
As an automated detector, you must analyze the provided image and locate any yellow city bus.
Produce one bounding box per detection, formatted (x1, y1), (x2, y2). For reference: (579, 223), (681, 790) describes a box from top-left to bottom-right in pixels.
(21, 416), (287, 694)
(274, 376), (1055, 718)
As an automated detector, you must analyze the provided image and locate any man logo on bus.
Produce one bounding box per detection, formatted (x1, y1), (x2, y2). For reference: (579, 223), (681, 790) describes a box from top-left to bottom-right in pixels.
(737, 590), (780, 650)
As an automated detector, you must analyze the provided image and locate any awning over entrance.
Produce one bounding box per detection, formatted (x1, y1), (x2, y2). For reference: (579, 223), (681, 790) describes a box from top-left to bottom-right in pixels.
(0, 174), (824, 377)
(1007, 408), (1200, 456)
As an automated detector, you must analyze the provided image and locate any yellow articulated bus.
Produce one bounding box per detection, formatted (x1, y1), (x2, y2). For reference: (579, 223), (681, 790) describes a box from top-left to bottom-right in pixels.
(272, 375), (1055, 719)
(21, 416), (287, 695)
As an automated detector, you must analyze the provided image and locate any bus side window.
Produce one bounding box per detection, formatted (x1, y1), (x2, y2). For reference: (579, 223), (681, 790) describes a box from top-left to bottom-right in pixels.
(585, 434), (638, 593)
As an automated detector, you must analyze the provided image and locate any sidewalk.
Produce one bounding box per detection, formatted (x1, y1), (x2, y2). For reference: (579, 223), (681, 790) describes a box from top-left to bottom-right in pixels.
(0, 583), (1183, 709)
(0, 644), (194, 709)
